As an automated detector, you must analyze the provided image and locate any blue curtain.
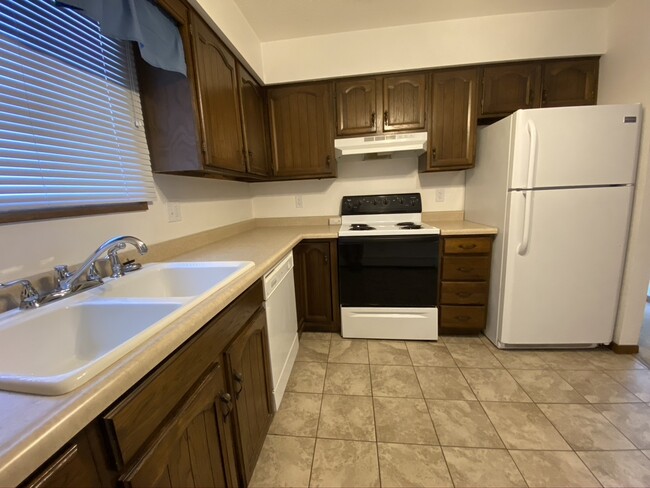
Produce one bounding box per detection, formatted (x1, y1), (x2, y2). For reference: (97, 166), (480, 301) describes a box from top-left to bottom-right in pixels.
(57, 0), (187, 75)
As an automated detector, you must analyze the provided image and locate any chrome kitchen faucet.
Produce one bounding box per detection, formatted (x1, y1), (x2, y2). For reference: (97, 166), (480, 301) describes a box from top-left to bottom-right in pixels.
(0, 235), (148, 309)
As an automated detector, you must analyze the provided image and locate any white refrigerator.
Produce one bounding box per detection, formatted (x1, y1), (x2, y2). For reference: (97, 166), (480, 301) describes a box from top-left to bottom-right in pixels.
(465, 104), (642, 348)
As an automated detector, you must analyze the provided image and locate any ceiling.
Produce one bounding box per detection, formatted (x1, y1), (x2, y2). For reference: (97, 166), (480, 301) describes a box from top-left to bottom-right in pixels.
(232, 0), (614, 42)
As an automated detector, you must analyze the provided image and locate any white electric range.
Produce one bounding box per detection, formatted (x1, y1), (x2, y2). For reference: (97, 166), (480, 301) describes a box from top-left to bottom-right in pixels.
(337, 193), (440, 340)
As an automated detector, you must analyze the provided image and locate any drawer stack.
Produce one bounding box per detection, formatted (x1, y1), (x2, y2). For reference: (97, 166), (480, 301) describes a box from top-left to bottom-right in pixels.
(439, 235), (494, 333)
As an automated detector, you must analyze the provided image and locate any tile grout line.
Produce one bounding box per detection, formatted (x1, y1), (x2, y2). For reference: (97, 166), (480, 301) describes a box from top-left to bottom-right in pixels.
(306, 334), (330, 488)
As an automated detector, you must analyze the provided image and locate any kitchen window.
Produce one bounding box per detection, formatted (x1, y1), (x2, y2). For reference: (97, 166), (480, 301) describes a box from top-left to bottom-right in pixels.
(0, 0), (155, 224)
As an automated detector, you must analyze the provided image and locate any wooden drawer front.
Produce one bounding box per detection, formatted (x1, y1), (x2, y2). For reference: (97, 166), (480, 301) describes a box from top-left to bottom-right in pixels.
(104, 281), (263, 468)
(440, 282), (488, 305)
(440, 306), (486, 330)
(443, 237), (492, 254)
(442, 256), (490, 281)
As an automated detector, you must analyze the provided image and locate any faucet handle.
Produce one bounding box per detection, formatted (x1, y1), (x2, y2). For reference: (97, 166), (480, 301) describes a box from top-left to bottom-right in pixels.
(107, 243), (127, 278)
(54, 265), (71, 285)
(86, 262), (103, 282)
(0, 279), (40, 309)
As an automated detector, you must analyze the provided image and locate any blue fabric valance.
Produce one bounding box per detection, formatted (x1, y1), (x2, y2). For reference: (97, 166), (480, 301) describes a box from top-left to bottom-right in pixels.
(57, 0), (187, 75)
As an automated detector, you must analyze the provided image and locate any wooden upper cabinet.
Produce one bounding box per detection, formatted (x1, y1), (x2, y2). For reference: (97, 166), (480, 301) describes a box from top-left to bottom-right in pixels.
(421, 68), (478, 172)
(480, 63), (542, 116)
(542, 58), (599, 107)
(382, 73), (427, 132)
(335, 78), (378, 136)
(237, 64), (271, 176)
(191, 14), (246, 173)
(267, 82), (336, 179)
(120, 364), (235, 488)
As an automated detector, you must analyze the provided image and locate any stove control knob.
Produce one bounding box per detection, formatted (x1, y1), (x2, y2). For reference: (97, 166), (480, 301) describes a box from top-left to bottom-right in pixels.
(382, 198), (388, 205)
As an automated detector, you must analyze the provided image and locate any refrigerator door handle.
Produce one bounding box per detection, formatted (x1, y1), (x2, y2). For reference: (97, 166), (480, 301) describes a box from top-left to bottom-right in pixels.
(525, 120), (539, 190)
(517, 191), (534, 256)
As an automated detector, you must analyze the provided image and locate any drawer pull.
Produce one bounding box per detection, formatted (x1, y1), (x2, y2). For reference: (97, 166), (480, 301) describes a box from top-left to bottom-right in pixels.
(459, 243), (476, 250)
(455, 315), (471, 322)
(457, 267), (474, 273)
(456, 292), (472, 298)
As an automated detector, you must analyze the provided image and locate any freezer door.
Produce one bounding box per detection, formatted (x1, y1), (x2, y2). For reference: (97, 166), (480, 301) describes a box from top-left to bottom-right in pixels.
(510, 104), (642, 189)
(500, 186), (633, 346)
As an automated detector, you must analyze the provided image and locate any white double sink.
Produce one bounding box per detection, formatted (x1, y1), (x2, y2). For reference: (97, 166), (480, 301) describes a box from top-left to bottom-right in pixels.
(0, 261), (254, 396)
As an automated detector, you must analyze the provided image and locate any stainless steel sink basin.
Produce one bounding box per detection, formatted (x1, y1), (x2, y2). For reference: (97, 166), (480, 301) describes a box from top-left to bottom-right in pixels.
(0, 260), (255, 395)
(0, 299), (184, 395)
(98, 261), (254, 299)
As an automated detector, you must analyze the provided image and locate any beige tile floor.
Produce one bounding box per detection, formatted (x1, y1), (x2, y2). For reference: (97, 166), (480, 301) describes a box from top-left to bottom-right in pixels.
(250, 334), (650, 488)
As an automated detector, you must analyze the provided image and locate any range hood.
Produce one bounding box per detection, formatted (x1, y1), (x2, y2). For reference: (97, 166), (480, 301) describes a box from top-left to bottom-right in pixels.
(334, 131), (428, 161)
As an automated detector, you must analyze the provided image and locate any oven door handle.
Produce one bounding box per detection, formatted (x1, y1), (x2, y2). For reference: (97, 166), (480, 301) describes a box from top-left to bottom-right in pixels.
(347, 310), (433, 319)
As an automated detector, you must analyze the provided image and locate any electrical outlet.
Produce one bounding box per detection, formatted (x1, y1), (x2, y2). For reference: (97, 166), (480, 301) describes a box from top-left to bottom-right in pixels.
(167, 202), (182, 222)
(295, 195), (303, 208)
(435, 188), (445, 203)
(329, 217), (342, 225)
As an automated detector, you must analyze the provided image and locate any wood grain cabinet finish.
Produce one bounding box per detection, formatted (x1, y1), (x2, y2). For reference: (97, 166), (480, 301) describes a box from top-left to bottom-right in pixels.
(541, 58), (599, 107)
(335, 78), (378, 136)
(293, 240), (340, 333)
(20, 423), (112, 488)
(268, 82), (336, 179)
(439, 236), (494, 334)
(119, 363), (236, 488)
(420, 68), (479, 172)
(224, 308), (274, 485)
(480, 63), (542, 117)
(382, 73), (427, 132)
(191, 14), (246, 174)
(237, 64), (271, 177)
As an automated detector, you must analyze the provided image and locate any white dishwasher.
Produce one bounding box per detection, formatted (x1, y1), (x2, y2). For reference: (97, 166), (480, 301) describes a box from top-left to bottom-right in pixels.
(263, 252), (299, 410)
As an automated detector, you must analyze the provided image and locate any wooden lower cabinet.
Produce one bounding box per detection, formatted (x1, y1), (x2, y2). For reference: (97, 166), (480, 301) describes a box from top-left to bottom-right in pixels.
(293, 239), (340, 334)
(120, 364), (235, 488)
(21, 281), (273, 488)
(439, 236), (494, 334)
(20, 422), (113, 488)
(225, 309), (274, 485)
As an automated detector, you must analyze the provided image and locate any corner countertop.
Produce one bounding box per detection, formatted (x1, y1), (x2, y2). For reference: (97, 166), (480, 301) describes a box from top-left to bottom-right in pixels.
(430, 219), (498, 236)
(0, 219), (495, 486)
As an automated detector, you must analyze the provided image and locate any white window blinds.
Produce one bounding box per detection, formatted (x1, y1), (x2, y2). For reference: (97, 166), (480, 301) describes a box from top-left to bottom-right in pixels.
(0, 0), (155, 215)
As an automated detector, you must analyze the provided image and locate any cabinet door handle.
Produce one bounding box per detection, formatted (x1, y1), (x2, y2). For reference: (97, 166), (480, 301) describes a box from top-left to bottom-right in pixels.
(324, 254), (329, 265)
(383, 111), (388, 125)
(455, 315), (471, 322)
(248, 150), (253, 162)
(542, 88), (548, 106)
(459, 243), (476, 250)
(326, 155), (331, 167)
(220, 392), (233, 419)
(432, 147), (437, 160)
(456, 292), (472, 298)
(370, 112), (376, 128)
(233, 371), (244, 398)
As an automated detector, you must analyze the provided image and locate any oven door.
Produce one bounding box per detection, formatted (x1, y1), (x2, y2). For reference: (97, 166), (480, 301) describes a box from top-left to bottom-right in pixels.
(338, 235), (439, 308)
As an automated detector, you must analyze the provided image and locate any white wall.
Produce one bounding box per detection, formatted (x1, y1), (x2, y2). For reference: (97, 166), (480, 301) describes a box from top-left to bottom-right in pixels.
(251, 157), (464, 217)
(0, 176), (252, 282)
(598, 0), (650, 345)
(261, 9), (607, 84)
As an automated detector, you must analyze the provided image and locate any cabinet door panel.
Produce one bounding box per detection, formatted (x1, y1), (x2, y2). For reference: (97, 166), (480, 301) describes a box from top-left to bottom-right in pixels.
(237, 64), (271, 176)
(383, 74), (426, 131)
(335, 78), (377, 136)
(426, 68), (478, 171)
(225, 309), (273, 484)
(192, 16), (245, 173)
(120, 363), (233, 488)
(480, 63), (542, 116)
(294, 241), (335, 328)
(268, 83), (335, 178)
(542, 58), (598, 107)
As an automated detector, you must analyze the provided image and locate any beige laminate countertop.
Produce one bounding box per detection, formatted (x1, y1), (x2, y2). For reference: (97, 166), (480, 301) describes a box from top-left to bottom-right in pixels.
(0, 219), (495, 486)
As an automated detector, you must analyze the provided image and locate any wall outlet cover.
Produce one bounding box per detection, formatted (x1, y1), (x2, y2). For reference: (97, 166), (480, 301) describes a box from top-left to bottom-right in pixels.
(295, 195), (303, 208)
(329, 217), (342, 225)
(435, 188), (445, 203)
(167, 202), (182, 222)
